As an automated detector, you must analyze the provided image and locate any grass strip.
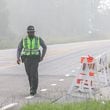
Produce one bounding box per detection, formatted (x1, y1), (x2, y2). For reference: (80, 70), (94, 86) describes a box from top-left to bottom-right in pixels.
(21, 100), (110, 110)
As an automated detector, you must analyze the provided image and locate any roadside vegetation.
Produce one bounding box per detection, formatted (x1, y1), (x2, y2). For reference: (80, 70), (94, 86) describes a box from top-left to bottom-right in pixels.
(21, 100), (110, 110)
(0, 35), (110, 49)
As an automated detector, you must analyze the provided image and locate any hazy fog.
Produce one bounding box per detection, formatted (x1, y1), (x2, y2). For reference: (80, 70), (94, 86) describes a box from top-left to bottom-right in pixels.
(0, 0), (110, 48)
(6, 0), (90, 37)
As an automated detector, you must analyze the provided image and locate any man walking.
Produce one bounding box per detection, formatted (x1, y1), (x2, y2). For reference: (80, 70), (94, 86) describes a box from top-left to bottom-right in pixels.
(17, 25), (47, 96)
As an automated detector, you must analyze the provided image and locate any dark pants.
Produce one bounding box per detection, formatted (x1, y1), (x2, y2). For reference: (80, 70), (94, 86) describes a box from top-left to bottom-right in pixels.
(24, 56), (39, 94)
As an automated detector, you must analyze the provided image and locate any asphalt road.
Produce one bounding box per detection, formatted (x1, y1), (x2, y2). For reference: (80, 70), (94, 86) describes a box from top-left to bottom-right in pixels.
(0, 40), (110, 109)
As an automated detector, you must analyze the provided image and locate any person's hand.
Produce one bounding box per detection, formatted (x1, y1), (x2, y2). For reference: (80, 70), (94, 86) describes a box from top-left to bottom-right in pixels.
(17, 58), (21, 64)
(40, 57), (43, 62)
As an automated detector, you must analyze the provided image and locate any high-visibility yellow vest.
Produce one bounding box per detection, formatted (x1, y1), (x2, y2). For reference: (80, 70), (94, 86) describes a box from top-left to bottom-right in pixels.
(21, 36), (40, 56)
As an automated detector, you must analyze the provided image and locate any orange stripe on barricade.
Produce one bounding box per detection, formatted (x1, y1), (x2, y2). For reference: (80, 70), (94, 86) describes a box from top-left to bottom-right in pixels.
(76, 55), (95, 88)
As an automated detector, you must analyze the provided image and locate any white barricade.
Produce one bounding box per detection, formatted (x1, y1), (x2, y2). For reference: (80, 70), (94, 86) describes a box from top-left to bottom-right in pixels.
(68, 53), (110, 98)
(96, 53), (110, 87)
(74, 55), (96, 96)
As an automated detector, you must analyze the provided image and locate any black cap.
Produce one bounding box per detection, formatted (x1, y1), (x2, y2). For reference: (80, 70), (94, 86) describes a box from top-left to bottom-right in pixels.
(27, 25), (35, 32)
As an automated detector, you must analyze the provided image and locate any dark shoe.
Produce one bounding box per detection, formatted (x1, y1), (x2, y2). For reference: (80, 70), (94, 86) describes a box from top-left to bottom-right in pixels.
(30, 91), (36, 96)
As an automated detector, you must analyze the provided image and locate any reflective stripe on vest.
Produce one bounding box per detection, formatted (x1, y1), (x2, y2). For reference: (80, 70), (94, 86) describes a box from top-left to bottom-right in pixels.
(22, 36), (40, 55)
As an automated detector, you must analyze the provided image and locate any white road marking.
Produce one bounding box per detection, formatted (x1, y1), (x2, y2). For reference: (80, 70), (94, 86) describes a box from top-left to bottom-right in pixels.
(51, 84), (57, 86)
(0, 65), (17, 69)
(65, 74), (70, 77)
(71, 70), (77, 76)
(25, 95), (34, 99)
(59, 79), (64, 81)
(40, 89), (47, 92)
(0, 103), (18, 110)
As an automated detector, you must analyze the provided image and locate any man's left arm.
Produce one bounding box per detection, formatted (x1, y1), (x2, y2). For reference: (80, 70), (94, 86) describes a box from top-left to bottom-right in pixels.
(39, 37), (47, 61)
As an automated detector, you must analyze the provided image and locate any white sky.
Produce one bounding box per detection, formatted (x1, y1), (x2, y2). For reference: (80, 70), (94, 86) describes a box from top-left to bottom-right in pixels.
(4, 0), (110, 38)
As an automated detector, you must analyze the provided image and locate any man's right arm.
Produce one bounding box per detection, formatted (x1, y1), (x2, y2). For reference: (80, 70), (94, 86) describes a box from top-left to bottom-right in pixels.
(17, 39), (23, 64)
